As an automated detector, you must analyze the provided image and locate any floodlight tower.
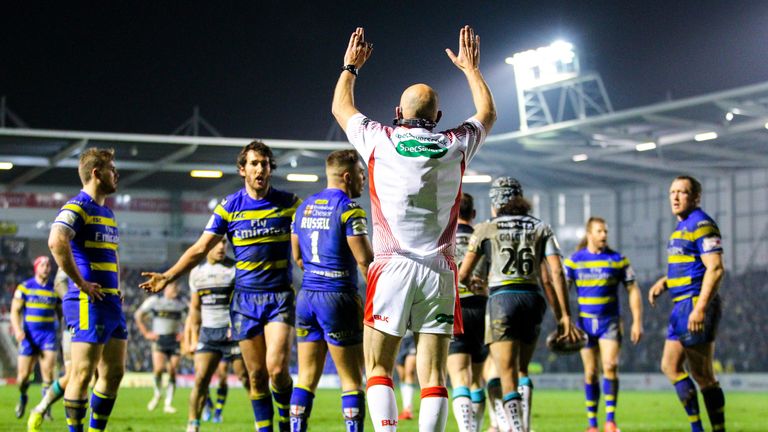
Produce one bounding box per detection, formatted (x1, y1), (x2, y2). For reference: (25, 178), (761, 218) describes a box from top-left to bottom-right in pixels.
(507, 41), (613, 131)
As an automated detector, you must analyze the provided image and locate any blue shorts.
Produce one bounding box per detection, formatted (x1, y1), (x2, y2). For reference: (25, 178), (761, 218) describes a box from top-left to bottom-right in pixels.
(667, 294), (721, 347)
(230, 289), (295, 341)
(63, 295), (127, 344)
(19, 326), (58, 356)
(296, 289), (363, 346)
(577, 315), (622, 348)
(396, 334), (416, 366)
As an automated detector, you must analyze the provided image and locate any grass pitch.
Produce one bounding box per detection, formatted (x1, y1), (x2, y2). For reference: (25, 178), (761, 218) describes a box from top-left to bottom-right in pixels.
(1, 385), (765, 431)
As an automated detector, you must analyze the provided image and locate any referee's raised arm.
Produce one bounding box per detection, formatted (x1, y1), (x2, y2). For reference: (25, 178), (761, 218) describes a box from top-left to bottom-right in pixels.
(332, 27), (373, 132)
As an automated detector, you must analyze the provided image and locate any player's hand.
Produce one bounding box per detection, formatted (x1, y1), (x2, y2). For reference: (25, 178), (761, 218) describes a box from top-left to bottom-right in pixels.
(146, 331), (159, 342)
(139, 272), (169, 293)
(631, 321), (644, 344)
(77, 280), (104, 301)
(13, 328), (25, 343)
(343, 27), (373, 69)
(557, 316), (582, 343)
(648, 279), (666, 307)
(446, 25), (481, 72)
(469, 276), (488, 296)
(186, 337), (198, 356)
(688, 307), (706, 333)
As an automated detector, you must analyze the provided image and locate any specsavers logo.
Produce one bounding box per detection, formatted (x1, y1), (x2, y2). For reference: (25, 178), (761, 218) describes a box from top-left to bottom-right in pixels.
(395, 139), (448, 159)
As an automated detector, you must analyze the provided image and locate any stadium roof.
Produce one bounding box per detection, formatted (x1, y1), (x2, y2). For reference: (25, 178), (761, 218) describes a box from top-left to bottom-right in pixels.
(2, 80), (768, 193)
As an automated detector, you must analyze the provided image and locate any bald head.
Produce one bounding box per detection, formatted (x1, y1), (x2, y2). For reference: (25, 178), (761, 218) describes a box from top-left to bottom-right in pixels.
(399, 84), (439, 121)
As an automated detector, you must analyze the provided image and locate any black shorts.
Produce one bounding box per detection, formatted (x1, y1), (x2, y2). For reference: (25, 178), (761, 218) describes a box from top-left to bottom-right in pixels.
(153, 334), (180, 356)
(396, 334), (416, 366)
(196, 326), (241, 360)
(449, 295), (489, 363)
(486, 290), (546, 345)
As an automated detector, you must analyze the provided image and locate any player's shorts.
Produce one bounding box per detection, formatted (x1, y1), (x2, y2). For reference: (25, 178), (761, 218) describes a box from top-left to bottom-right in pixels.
(577, 315), (622, 348)
(61, 328), (72, 359)
(364, 255), (462, 337)
(152, 334), (180, 356)
(230, 289), (295, 341)
(196, 326), (241, 361)
(485, 288), (546, 345)
(449, 295), (489, 363)
(63, 294), (127, 344)
(19, 326), (58, 356)
(396, 333), (416, 366)
(296, 289), (363, 346)
(667, 294), (722, 347)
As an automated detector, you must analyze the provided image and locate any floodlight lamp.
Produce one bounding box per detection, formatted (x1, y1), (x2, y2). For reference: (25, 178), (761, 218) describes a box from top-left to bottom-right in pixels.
(190, 170), (224, 178)
(694, 132), (718, 142)
(286, 173), (319, 182)
(0, 162), (13, 170)
(462, 174), (493, 184)
(725, 112), (734, 121)
(635, 142), (657, 152)
(572, 154), (588, 162)
(509, 40), (579, 90)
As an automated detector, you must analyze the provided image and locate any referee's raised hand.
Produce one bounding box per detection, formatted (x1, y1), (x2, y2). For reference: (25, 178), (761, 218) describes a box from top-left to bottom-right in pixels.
(344, 27), (373, 70)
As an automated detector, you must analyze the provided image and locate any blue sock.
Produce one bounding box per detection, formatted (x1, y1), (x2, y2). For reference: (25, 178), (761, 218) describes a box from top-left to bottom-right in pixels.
(251, 394), (274, 432)
(470, 388), (486, 404)
(585, 381), (600, 428)
(64, 398), (88, 432)
(89, 390), (117, 432)
(215, 387), (228, 416)
(205, 391), (214, 409)
(453, 386), (471, 400)
(272, 384), (293, 432)
(503, 391), (521, 402)
(341, 390), (365, 432)
(290, 386), (314, 432)
(701, 385), (726, 432)
(603, 378), (618, 423)
(673, 374), (704, 432)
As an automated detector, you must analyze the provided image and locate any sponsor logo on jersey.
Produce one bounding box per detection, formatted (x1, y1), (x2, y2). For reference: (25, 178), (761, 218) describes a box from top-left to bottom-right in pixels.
(395, 139), (448, 159)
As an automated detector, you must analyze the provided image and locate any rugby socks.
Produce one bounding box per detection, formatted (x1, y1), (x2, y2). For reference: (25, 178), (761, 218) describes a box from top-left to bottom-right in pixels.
(89, 390), (116, 432)
(673, 373), (704, 432)
(250, 393), (274, 432)
(215, 386), (228, 418)
(153, 373), (163, 398)
(420, 387), (449, 432)
(41, 381), (51, 402)
(366, 376), (398, 431)
(19, 380), (30, 406)
(584, 381), (600, 428)
(272, 384), (293, 432)
(603, 378), (619, 424)
(63, 398), (88, 432)
(701, 384), (726, 431)
(487, 378), (507, 431)
(518, 376), (534, 432)
(289, 385), (314, 432)
(470, 388), (486, 432)
(165, 377), (176, 408)
(502, 391), (524, 432)
(341, 390), (365, 432)
(451, 386), (473, 432)
(34, 379), (65, 413)
(399, 381), (415, 411)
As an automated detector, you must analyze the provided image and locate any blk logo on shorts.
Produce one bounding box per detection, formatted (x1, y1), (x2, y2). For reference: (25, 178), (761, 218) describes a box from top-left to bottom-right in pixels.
(373, 314), (389, 323)
(381, 419), (398, 427)
(435, 313), (454, 324)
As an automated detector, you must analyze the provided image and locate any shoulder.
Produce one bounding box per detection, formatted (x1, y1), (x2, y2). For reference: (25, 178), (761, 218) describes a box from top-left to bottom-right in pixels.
(270, 188), (300, 208)
(221, 257), (236, 269)
(457, 223), (474, 234)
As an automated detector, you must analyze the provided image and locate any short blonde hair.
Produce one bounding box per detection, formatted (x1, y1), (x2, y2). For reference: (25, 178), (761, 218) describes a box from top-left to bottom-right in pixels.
(78, 148), (115, 185)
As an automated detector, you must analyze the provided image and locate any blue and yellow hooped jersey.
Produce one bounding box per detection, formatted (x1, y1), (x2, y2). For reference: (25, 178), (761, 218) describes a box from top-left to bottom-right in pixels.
(53, 190), (120, 302)
(564, 248), (635, 318)
(206, 187), (301, 291)
(14, 277), (60, 329)
(666, 208), (723, 300)
(291, 188), (368, 292)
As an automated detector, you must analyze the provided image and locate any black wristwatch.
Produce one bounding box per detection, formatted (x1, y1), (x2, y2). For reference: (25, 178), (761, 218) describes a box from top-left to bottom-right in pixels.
(342, 64), (358, 76)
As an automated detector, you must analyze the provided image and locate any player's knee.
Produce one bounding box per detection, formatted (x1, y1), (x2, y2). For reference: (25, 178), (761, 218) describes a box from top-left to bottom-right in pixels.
(584, 371), (598, 383)
(690, 369), (716, 388)
(248, 370), (269, 392)
(660, 359), (677, 379)
(602, 360), (618, 376)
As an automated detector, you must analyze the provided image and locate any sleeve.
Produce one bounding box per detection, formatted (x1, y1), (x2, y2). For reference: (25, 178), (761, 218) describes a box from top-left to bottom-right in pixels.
(285, 195), (302, 220)
(543, 226), (562, 256)
(466, 224), (486, 256)
(345, 113), (385, 164)
(449, 117), (487, 163)
(188, 267), (198, 293)
(621, 256), (636, 284)
(13, 283), (26, 301)
(694, 220), (723, 255)
(563, 256), (577, 281)
(138, 296), (156, 313)
(53, 201), (87, 233)
(342, 202), (368, 237)
(204, 201), (229, 236)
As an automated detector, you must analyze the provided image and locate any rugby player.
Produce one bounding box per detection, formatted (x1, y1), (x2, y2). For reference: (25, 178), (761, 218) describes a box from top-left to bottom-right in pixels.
(332, 26), (496, 431)
(289, 149), (373, 432)
(565, 217), (643, 432)
(11, 256), (59, 420)
(648, 176), (726, 432)
(184, 237), (249, 431)
(459, 177), (580, 432)
(140, 141), (300, 432)
(48, 147), (126, 432)
(135, 281), (187, 413)
(394, 332), (417, 421)
(448, 193), (489, 432)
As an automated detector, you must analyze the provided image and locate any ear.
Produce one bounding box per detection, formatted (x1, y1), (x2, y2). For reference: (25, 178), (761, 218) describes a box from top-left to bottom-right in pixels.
(238, 164), (246, 178)
(342, 171), (352, 184)
(435, 110), (442, 124)
(471, 209), (476, 220)
(395, 106), (403, 119)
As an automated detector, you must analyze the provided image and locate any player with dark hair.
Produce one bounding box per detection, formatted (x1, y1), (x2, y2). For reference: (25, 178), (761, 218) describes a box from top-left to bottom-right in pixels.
(141, 140), (300, 432)
(11, 256), (59, 420)
(448, 192), (490, 432)
(565, 217), (643, 432)
(460, 177), (580, 432)
(48, 147), (126, 432)
(289, 149), (373, 432)
(332, 25), (496, 431)
(649, 175), (726, 432)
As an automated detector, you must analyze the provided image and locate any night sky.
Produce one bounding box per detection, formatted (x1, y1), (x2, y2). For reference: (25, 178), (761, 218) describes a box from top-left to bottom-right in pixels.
(3, 1), (768, 140)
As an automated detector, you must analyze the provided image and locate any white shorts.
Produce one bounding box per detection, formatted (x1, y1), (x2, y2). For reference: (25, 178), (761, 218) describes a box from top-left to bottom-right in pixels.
(364, 255), (462, 337)
(62, 329), (72, 361)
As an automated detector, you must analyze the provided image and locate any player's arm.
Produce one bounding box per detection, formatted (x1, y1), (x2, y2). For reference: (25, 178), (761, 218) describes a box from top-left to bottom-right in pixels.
(139, 232), (222, 293)
(458, 250), (481, 287)
(184, 293), (202, 355)
(648, 276), (667, 307)
(332, 27), (373, 132)
(291, 234), (304, 271)
(48, 224), (103, 300)
(688, 252), (725, 333)
(545, 254), (581, 343)
(445, 25), (496, 132)
(133, 300), (157, 341)
(539, 260), (563, 320)
(347, 234), (373, 284)
(626, 281), (644, 344)
(10, 288), (25, 342)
